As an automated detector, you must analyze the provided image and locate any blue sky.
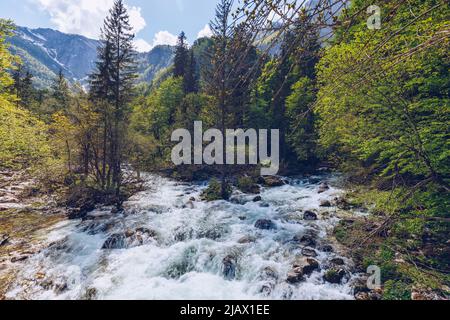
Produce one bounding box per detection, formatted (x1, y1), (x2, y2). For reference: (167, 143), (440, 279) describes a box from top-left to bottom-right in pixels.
(0, 0), (222, 51)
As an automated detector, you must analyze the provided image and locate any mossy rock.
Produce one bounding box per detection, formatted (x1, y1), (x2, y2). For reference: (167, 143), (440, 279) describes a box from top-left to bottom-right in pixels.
(201, 179), (232, 201)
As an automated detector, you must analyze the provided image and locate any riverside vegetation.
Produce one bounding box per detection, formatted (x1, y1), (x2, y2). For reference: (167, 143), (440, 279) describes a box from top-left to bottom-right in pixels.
(0, 0), (448, 300)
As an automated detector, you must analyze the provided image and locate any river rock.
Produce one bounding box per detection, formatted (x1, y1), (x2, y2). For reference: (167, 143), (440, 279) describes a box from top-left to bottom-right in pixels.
(182, 200), (195, 209)
(255, 219), (277, 230)
(293, 257), (320, 276)
(320, 200), (332, 207)
(102, 233), (127, 249)
(293, 233), (317, 247)
(318, 183), (330, 194)
(301, 247), (318, 257)
(238, 235), (256, 244)
(330, 258), (345, 266)
(102, 228), (157, 249)
(258, 267), (278, 296)
(287, 258), (320, 283)
(0, 234), (9, 246)
(261, 176), (285, 187)
(286, 267), (304, 284)
(222, 255), (237, 280)
(303, 211), (318, 221)
(11, 255), (29, 263)
(320, 244), (334, 253)
(334, 197), (351, 210)
(253, 196), (262, 202)
(230, 196), (249, 205)
(323, 268), (347, 284)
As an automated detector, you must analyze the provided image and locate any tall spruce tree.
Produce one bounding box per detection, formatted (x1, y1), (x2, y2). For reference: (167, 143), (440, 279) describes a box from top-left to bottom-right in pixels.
(184, 49), (198, 94)
(206, 0), (234, 199)
(12, 65), (35, 109)
(174, 31), (189, 78)
(51, 69), (71, 112)
(89, 0), (137, 199)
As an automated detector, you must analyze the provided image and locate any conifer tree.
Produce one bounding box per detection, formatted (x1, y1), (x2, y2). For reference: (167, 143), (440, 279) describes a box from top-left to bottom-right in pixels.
(90, 0), (137, 198)
(183, 50), (198, 94)
(205, 0), (235, 199)
(174, 31), (189, 78)
(51, 69), (71, 112)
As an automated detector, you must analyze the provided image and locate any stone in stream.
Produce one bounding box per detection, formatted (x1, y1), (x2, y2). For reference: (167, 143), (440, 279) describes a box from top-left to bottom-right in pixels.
(253, 196), (262, 202)
(182, 200), (195, 209)
(318, 183), (330, 194)
(320, 200), (332, 207)
(293, 233), (317, 247)
(254, 219), (277, 230)
(301, 247), (318, 257)
(260, 176), (285, 187)
(330, 258), (345, 266)
(102, 233), (127, 249)
(0, 234), (9, 246)
(102, 228), (157, 249)
(237, 235), (256, 244)
(287, 258), (320, 284)
(320, 244), (334, 253)
(323, 268), (347, 284)
(303, 211), (318, 221)
(222, 255), (237, 280)
(259, 267), (278, 296)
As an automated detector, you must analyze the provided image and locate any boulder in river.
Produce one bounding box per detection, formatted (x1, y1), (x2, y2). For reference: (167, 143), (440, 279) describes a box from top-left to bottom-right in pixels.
(253, 196), (262, 202)
(238, 235), (256, 244)
(255, 219), (277, 230)
(320, 200), (332, 207)
(222, 255), (237, 280)
(330, 258), (345, 266)
(320, 244), (334, 253)
(301, 247), (318, 257)
(293, 233), (317, 247)
(0, 234), (9, 246)
(102, 233), (127, 249)
(287, 257), (320, 283)
(323, 268), (347, 284)
(102, 228), (157, 249)
(293, 257), (320, 276)
(286, 267), (304, 284)
(318, 183), (330, 194)
(303, 211), (318, 221)
(260, 176), (285, 187)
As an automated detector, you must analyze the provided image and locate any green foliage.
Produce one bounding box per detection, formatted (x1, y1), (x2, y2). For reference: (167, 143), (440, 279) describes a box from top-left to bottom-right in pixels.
(382, 280), (412, 301)
(201, 178), (232, 201)
(316, 0), (449, 183)
(0, 98), (51, 169)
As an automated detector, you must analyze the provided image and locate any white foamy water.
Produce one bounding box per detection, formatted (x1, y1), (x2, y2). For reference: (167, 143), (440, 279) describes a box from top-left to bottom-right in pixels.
(7, 174), (361, 300)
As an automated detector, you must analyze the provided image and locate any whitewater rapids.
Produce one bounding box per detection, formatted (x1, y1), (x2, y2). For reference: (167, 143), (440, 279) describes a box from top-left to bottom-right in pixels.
(6, 174), (363, 300)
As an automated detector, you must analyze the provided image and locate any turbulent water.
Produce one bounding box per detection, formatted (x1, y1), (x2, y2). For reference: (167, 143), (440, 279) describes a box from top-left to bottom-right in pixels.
(7, 174), (364, 300)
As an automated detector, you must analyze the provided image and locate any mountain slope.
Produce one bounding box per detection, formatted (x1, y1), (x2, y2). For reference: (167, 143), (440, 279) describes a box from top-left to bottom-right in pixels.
(8, 26), (174, 88)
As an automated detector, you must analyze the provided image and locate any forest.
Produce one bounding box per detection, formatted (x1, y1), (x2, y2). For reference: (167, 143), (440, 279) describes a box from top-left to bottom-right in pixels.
(0, 0), (448, 300)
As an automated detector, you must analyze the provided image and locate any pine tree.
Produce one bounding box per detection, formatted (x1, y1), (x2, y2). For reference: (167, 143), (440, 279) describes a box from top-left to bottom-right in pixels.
(51, 69), (71, 112)
(205, 0), (235, 199)
(174, 31), (189, 78)
(183, 50), (198, 94)
(12, 65), (35, 108)
(90, 0), (137, 199)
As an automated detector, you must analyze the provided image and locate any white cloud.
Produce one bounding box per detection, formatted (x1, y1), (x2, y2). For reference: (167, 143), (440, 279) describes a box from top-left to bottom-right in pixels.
(150, 31), (178, 47)
(197, 24), (213, 39)
(35, 0), (146, 39)
(133, 38), (152, 52)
